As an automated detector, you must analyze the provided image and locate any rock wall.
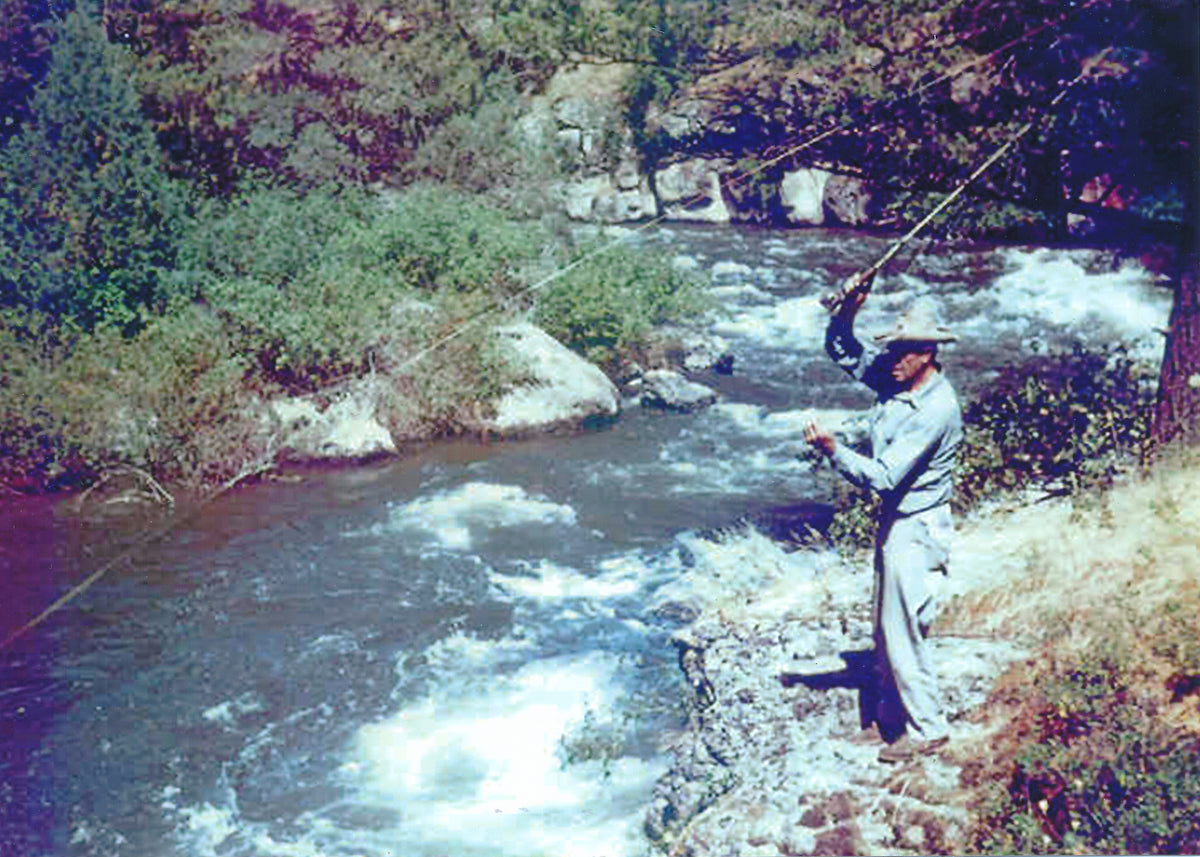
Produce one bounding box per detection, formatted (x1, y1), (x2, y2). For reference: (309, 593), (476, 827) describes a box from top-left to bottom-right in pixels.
(525, 63), (884, 229)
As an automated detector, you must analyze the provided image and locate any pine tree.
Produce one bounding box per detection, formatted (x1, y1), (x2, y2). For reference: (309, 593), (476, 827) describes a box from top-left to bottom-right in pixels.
(0, 6), (185, 332)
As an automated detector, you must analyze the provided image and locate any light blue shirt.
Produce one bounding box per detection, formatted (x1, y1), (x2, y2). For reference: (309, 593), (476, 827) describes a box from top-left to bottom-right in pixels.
(825, 316), (962, 516)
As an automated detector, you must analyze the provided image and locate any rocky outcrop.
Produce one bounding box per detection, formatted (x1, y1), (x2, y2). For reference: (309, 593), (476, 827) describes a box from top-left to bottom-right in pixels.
(644, 523), (1027, 856)
(656, 159), (732, 223)
(781, 169), (832, 225)
(268, 383), (397, 461)
(563, 174), (657, 222)
(824, 174), (874, 227)
(476, 322), (621, 435)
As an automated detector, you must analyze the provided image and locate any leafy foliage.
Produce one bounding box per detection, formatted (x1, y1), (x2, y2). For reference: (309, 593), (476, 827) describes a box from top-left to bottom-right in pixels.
(176, 184), (540, 391)
(0, 306), (250, 490)
(971, 606), (1200, 856)
(0, 7), (187, 332)
(956, 347), (1155, 508)
(534, 240), (705, 366)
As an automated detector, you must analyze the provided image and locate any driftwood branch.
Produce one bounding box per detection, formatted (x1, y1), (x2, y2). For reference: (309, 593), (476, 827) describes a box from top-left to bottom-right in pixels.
(74, 466), (175, 511)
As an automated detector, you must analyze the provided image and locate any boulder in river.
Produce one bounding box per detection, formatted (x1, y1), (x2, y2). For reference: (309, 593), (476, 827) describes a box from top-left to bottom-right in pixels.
(477, 322), (621, 436)
(269, 383), (397, 461)
(640, 369), (719, 412)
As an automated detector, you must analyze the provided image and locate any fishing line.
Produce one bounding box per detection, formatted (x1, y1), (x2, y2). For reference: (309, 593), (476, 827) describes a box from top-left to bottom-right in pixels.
(0, 2), (1110, 655)
(393, 0), (1109, 374)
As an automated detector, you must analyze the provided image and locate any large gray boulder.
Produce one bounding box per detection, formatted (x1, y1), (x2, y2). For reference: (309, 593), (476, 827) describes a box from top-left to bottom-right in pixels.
(479, 322), (620, 435)
(780, 169), (831, 225)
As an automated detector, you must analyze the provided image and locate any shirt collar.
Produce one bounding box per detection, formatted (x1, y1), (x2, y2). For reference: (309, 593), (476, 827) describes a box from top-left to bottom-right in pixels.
(895, 371), (945, 407)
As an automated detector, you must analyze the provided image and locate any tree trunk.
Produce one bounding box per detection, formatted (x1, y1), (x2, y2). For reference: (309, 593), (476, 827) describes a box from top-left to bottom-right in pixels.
(1153, 261), (1200, 446)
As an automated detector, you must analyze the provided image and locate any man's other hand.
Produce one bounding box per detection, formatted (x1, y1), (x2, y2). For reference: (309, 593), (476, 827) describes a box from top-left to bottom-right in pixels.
(804, 420), (837, 457)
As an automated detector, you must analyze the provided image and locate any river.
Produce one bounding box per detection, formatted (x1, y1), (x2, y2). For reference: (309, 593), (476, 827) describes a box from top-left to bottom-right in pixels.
(0, 224), (1172, 857)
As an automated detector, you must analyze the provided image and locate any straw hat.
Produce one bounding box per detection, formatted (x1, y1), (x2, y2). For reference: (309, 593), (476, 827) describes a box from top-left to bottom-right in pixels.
(873, 298), (958, 345)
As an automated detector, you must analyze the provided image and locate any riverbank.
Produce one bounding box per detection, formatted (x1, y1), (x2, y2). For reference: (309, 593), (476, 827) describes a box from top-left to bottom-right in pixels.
(644, 449), (1200, 856)
(0, 190), (712, 499)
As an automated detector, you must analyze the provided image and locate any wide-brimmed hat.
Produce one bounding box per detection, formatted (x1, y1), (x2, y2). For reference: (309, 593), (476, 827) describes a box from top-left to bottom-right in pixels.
(874, 298), (958, 345)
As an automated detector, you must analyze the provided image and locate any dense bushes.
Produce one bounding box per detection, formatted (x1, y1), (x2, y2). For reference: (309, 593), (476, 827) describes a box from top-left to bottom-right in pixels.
(826, 346), (1156, 548)
(534, 239), (706, 367)
(0, 8), (187, 332)
(956, 346), (1155, 506)
(0, 181), (706, 492)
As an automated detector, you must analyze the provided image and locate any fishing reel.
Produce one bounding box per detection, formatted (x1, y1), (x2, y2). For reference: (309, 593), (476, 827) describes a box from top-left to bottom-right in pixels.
(819, 269), (876, 313)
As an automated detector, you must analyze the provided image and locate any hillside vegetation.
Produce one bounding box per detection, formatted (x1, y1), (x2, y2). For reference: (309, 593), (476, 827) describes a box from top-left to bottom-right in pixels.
(0, 0), (1194, 493)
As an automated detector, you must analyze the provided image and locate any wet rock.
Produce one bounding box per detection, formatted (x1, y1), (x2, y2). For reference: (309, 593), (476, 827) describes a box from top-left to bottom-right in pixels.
(269, 383), (396, 461)
(640, 369), (719, 413)
(656, 326), (735, 374)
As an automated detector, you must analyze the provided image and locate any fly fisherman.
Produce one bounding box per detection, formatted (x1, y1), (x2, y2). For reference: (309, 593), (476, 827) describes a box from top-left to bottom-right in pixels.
(804, 273), (962, 764)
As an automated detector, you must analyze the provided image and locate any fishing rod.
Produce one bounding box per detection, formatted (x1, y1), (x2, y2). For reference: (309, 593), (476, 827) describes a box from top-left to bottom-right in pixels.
(819, 65), (1097, 313)
(0, 4), (1107, 655)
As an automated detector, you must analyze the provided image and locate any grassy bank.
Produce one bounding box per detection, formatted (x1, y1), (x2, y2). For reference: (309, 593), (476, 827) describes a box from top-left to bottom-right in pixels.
(0, 185), (703, 495)
(939, 450), (1200, 855)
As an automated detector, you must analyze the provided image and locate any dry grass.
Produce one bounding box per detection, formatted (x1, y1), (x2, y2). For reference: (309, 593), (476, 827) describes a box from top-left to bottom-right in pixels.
(937, 448), (1200, 855)
(938, 449), (1200, 651)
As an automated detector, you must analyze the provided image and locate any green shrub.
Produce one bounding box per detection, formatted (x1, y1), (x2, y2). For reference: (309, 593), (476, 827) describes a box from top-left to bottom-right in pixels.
(973, 629), (1200, 856)
(534, 240), (706, 366)
(0, 306), (253, 490)
(0, 7), (187, 332)
(177, 184), (541, 391)
(955, 346), (1155, 511)
(374, 186), (541, 295)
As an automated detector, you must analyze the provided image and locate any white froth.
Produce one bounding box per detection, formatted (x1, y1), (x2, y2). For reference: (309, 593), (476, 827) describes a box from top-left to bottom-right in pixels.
(657, 527), (852, 619)
(495, 559), (643, 600)
(712, 295), (827, 348)
(370, 482), (578, 550)
(712, 404), (864, 440)
(984, 248), (1170, 354)
(349, 653), (663, 856)
(176, 803), (240, 856)
(420, 630), (538, 674)
(202, 693), (264, 726)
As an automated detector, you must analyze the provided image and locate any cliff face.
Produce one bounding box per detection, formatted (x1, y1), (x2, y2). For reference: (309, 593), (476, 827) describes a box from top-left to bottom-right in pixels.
(519, 0), (1194, 244)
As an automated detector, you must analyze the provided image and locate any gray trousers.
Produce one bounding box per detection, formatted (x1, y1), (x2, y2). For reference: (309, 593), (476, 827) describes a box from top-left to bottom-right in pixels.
(872, 504), (951, 741)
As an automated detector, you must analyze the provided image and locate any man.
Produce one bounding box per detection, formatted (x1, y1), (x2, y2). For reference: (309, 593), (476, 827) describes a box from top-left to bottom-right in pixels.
(804, 281), (963, 764)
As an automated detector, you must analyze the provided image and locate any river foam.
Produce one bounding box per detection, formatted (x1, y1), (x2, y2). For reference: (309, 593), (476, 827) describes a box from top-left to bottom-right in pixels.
(349, 482), (579, 551)
(345, 651), (664, 857)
